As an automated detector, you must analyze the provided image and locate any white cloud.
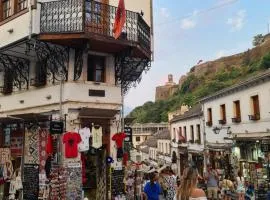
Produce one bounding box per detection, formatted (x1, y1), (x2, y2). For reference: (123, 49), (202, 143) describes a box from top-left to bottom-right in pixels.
(180, 18), (196, 30)
(160, 7), (170, 18)
(227, 10), (246, 31)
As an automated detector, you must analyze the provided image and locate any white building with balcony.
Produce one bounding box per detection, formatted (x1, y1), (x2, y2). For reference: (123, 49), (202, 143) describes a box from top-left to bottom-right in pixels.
(0, 0), (153, 199)
(200, 70), (270, 180)
(156, 129), (171, 165)
(170, 104), (204, 175)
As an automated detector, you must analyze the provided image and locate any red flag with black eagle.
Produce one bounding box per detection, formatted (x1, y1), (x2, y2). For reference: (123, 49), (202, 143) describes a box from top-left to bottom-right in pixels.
(113, 0), (126, 39)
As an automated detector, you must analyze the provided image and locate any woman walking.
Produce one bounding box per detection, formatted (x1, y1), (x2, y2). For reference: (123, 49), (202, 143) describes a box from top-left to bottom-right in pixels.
(236, 171), (245, 200)
(221, 175), (234, 200)
(164, 168), (177, 200)
(174, 167), (207, 200)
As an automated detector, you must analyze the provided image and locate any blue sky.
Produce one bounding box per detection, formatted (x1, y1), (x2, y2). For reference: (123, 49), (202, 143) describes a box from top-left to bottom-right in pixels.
(124, 0), (270, 113)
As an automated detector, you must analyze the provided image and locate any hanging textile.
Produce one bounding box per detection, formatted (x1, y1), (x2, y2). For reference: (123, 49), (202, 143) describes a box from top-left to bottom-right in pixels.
(24, 128), (39, 164)
(39, 129), (48, 173)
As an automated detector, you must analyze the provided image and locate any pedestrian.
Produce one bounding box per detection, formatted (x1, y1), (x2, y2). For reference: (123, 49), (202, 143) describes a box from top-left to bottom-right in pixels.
(204, 164), (219, 200)
(174, 167), (207, 200)
(164, 168), (177, 200)
(143, 172), (162, 200)
(236, 171), (245, 200)
(221, 175), (234, 200)
(159, 169), (169, 199)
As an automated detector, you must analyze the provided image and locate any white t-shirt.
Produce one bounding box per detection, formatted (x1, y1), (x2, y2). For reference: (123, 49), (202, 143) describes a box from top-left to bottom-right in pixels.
(77, 127), (91, 152)
(92, 127), (102, 149)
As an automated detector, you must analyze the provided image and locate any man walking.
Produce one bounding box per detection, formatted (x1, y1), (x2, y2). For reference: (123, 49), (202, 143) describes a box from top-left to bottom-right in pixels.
(204, 164), (219, 200)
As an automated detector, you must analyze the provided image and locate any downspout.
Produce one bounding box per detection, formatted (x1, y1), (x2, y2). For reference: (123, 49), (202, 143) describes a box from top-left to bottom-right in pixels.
(28, 0), (33, 39)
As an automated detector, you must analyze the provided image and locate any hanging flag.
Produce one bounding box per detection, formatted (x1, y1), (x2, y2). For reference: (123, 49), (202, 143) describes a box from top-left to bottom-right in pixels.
(113, 0), (126, 39)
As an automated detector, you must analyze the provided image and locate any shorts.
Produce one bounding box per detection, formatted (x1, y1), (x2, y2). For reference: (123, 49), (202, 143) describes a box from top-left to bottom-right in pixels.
(207, 187), (218, 199)
(117, 148), (124, 158)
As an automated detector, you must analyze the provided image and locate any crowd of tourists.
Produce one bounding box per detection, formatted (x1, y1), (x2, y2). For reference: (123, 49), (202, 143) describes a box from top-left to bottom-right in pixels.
(141, 164), (257, 200)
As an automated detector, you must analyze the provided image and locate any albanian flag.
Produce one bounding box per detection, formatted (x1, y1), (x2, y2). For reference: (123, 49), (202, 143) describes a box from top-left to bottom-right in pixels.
(113, 0), (126, 39)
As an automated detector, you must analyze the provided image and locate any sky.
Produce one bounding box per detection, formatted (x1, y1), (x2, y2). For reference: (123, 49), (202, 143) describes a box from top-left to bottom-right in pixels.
(124, 0), (270, 114)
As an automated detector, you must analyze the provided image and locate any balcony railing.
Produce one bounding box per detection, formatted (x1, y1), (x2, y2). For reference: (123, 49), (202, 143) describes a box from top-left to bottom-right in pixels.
(40, 0), (151, 53)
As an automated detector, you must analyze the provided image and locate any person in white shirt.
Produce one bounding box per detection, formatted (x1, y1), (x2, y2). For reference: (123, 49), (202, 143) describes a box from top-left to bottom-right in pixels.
(174, 167), (207, 200)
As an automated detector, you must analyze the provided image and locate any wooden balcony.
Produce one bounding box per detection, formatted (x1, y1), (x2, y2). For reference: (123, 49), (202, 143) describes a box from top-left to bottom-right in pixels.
(39, 0), (151, 59)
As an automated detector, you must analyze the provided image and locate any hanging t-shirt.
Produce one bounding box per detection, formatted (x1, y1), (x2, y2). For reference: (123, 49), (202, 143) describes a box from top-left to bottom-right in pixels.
(46, 134), (53, 155)
(77, 127), (91, 152)
(63, 132), (82, 158)
(92, 126), (103, 149)
(112, 132), (126, 148)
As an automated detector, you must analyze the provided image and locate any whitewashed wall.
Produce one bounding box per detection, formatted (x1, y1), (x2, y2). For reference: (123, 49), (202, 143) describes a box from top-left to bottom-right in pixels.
(203, 81), (270, 142)
(170, 117), (204, 152)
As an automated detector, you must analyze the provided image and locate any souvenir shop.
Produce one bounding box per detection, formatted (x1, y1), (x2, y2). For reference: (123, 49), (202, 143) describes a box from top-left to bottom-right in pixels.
(206, 143), (232, 179)
(0, 110), (129, 200)
(232, 139), (270, 188)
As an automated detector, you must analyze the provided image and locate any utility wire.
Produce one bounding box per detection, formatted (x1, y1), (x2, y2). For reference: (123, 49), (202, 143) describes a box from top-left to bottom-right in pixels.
(156, 0), (239, 26)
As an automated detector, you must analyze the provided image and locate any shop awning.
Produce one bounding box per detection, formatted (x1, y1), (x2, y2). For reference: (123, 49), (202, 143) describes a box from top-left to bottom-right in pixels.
(0, 113), (50, 124)
(231, 132), (270, 141)
(78, 108), (120, 119)
(206, 143), (232, 151)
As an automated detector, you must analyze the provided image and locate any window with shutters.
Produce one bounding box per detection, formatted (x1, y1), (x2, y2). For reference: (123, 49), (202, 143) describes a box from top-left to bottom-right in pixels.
(219, 104), (226, 124)
(18, 0), (27, 12)
(249, 95), (260, 120)
(190, 125), (194, 143)
(183, 126), (187, 143)
(207, 108), (213, 126)
(196, 124), (201, 144)
(2, 0), (12, 19)
(232, 100), (241, 123)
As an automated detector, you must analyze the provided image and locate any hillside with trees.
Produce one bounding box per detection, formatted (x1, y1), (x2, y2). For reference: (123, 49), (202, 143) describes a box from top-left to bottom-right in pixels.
(128, 35), (270, 123)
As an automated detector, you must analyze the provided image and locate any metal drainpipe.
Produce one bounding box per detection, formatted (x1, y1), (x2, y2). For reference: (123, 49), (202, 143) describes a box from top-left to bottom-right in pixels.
(28, 0), (33, 39)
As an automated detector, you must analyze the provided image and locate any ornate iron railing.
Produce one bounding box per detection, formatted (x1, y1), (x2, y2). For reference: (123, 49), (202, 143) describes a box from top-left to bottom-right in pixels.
(40, 0), (151, 53)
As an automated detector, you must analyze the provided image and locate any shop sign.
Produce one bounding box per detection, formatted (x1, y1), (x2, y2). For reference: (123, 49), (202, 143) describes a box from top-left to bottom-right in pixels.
(124, 127), (132, 143)
(50, 121), (64, 134)
(261, 144), (269, 152)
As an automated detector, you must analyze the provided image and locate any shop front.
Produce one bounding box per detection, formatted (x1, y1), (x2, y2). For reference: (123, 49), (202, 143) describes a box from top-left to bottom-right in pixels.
(0, 107), (125, 200)
(232, 138), (270, 189)
(206, 143), (232, 180)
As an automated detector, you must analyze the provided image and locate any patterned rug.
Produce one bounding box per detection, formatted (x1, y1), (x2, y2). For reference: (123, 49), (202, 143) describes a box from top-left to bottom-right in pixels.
(39, 129), (48, 173)
(24, 127), (39, 164)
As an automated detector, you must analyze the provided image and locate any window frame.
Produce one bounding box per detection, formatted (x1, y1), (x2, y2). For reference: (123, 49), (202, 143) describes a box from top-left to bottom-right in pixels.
(190, 125), (194, 142)
(196, 124), (201, 144)
(2, 0), (12, 20)
(87, 55), (106, 83)
(17, 0), (27, 12)
(220, 104), (226, 123)
(135, 136), (140, 142)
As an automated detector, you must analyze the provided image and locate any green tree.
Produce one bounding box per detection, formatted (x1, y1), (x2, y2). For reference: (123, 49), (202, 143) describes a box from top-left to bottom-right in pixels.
(259, 52), (270, 69)
(253, 34), (264, 46)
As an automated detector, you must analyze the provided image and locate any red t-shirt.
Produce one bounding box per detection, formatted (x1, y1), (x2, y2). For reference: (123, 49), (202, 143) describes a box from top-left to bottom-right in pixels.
(112, 132), (126, 148)
(63, 132), (82, 158)
(46, 134), (53, 155)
